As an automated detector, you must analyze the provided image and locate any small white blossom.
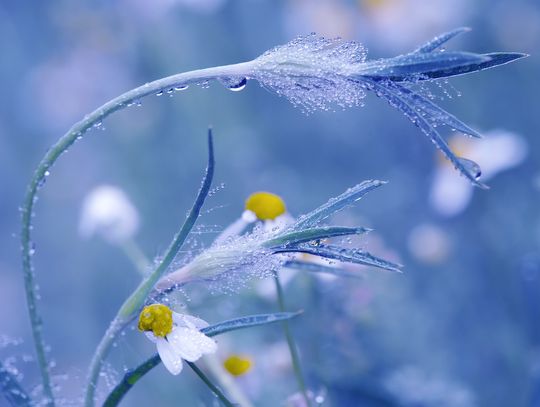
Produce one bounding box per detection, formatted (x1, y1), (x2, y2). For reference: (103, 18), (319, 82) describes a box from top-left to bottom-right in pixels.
(79, 185), (139, 243)
(138, 304), (217, 375)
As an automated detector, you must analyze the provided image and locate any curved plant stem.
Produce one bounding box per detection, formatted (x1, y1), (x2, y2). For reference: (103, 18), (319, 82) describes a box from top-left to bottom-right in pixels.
(19, 61), (254, 407)
(187, 362), (235, 407)
(273, 273), (311, 407)
(83, 130), (215, 406)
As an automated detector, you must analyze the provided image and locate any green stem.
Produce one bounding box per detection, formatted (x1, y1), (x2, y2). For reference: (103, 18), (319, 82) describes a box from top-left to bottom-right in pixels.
(273, 273), (311, 407)
(187, 362), (235, 407)
(20, 61), (254, 407)
(102, 354), (161, 407)
(83, 131), (216, 406)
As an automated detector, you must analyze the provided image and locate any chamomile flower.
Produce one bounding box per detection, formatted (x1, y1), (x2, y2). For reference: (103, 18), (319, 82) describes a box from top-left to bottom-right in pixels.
(156, 181), (401, 294)
(138, 304), (217, 375)
(214, 191), (292, 244)
(79, 185), (139, 243)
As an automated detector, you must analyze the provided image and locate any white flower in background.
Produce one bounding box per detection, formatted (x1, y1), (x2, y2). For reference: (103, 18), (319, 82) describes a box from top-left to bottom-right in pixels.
(138, 304), (217, 375)
(430, 130), (527, 217)
(407, 223), (451, 265)
(79, 185), (140, 243)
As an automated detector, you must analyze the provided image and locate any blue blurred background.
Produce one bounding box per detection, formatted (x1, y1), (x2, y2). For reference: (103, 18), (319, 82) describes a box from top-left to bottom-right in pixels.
(1, 0), (539, 406)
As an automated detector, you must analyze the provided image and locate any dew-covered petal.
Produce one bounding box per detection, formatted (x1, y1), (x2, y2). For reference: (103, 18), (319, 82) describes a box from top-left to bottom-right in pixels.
(156, 338), (184, 375)
(173, 313), (210, 329)
(167, 327), (217, 362)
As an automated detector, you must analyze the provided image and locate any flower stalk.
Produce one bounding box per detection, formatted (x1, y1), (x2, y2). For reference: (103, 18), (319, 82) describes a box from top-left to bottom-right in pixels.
(273, 273), (311, 407)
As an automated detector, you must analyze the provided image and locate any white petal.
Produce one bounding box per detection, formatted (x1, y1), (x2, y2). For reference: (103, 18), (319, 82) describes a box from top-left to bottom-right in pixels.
(213, 217), (250, 245)
(241, 210), (257, 223)
(156, 338), (184, 375)
(145, 331), (158, 343)
(167, 327), (217, 362)
(173, 312), (209, 329)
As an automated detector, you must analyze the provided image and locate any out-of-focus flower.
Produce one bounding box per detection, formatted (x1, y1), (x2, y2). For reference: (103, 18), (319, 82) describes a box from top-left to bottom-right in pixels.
(430, 130), (527, 217)
(407, 223), (451, 265)
(223, 354), (252, 377)
(79, 185), (140, 243)
(138, 304), (216, 375)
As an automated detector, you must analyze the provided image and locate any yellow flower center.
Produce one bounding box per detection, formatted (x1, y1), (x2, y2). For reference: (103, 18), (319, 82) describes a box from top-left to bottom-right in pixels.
(245, 192), (286, 221)
(138, 304), (173, 337)
(223, 355), (252, 377)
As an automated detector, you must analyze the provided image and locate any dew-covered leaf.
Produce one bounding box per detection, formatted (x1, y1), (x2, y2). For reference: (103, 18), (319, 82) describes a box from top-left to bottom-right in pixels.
(357, 52), (489, 81)
(413, 27), (471, 53)
(293, 180), (385, 229)
(264, 226), (371, 249)
(362, 77), (487, 188)
(283, 259), (364, 279)
(275, 244), (402, 272)
(385, 82), (482, 138)
(201, 312), (302, 337)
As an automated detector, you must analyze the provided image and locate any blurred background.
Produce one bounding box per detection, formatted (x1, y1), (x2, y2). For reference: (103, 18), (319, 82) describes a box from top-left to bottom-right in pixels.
(1, 0), (539, 406)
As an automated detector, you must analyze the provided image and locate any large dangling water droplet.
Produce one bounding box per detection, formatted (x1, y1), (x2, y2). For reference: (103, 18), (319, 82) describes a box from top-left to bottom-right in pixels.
(219, 77), (247, 92)
(457, 157), (482, 180)
(174, 85), (189, 91)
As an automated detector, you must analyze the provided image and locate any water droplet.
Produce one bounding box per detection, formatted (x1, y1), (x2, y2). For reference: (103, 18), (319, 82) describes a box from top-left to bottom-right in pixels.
(457, 157), (482, 180)
(174, 85), (189, 91)
(228, 77), (247, 92)
(156, 91), (164, 96)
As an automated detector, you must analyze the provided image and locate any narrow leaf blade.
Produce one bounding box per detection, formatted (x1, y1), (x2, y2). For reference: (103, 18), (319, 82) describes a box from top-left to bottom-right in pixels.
(293, 180), (385, 229)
